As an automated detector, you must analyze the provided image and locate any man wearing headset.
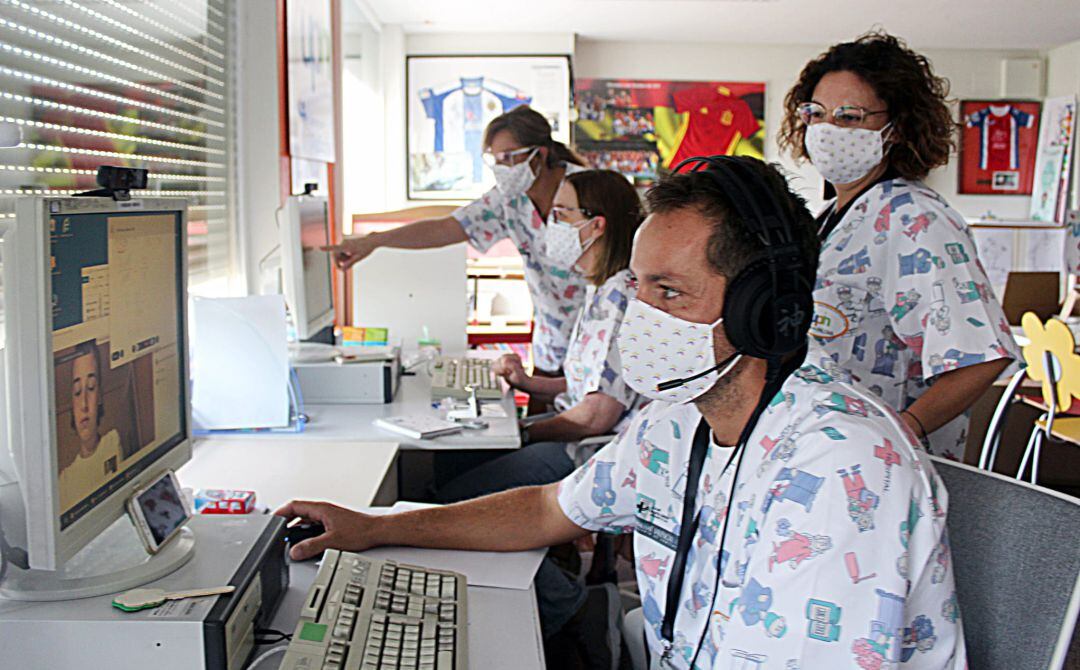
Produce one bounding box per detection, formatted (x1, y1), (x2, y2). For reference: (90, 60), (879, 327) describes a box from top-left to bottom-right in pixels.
(278, 158), (964, 669)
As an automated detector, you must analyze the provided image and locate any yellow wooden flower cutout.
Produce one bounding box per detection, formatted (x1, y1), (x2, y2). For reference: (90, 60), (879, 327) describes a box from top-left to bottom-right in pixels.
(1020, 311), (1080, 412)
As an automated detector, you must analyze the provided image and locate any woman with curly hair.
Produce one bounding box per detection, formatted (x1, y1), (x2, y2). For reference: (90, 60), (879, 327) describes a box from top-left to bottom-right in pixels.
(779, 32), (1019, 459)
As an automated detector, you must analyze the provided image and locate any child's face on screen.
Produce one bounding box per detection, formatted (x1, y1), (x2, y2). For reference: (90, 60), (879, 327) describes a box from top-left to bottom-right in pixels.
(71, 352), (100, 447)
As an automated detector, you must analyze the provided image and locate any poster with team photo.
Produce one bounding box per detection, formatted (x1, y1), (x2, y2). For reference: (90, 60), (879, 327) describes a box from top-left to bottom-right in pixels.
(574, 78), (765, 185)
(406, 55), (572, 201)
(1031, 96), (1077, 223)
(959, 100), (1040, 195)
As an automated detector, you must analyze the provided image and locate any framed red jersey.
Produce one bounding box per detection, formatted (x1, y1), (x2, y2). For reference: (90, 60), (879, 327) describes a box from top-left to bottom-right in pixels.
(959, 99), (1041, 195)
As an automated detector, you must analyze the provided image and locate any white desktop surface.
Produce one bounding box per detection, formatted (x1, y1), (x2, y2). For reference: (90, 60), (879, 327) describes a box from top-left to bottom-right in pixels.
(177, 438), (399, 509)
(266, 561), (546, 670)
(202, 369), (521, 451)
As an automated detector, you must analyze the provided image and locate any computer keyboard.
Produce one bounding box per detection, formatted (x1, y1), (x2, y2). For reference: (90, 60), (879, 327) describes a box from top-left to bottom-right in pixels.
(430, 356), (504, 401)
(280, 550), (468, 670)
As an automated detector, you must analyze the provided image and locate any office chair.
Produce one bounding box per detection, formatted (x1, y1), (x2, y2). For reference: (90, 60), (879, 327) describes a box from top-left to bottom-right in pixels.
(932, 456), (1080, 669)
(980, 312), (1080, 483)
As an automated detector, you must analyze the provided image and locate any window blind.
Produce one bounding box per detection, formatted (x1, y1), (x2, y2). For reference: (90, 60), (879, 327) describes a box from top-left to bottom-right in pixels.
(0, 0), (233, 285)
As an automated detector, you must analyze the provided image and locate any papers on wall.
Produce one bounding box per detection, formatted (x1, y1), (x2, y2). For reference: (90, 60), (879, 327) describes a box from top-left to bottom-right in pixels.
(971, 228), (1015, 298)
(190, 295), (291, 430)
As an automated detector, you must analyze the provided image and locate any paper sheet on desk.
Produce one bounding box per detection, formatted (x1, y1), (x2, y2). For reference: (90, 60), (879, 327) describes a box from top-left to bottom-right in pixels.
(360, 501), (545, 590)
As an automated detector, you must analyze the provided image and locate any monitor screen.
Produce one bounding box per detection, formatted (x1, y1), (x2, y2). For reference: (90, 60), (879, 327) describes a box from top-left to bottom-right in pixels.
(298, 198), (333, 332)
(50, 210), (186, 531)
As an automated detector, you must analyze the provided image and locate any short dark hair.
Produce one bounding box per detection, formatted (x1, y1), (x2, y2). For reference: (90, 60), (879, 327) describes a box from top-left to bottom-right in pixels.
(645, 157), (819, 284)
(779, 31), (956, 180)
(564, 170), (644, 285)
(483, 105), (586, 168)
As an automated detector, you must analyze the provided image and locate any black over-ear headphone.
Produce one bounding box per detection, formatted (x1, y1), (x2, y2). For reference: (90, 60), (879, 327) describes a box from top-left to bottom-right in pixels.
(673, 155), (814, 360)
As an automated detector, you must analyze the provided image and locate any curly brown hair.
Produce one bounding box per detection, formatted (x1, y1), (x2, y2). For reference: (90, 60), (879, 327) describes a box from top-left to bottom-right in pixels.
(778, 31), (956, 181)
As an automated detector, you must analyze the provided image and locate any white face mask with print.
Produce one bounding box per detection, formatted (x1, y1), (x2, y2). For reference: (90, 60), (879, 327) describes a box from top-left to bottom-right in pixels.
(491, 148), (539, 195)
(617, 298), (743, 404)
(545, 216), (597, 272)
(805, 122), (891, 186)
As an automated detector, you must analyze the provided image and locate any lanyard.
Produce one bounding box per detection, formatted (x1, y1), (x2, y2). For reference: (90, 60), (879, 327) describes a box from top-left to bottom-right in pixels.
(660, 419), (712, 644)
(658, 354), (805, 663)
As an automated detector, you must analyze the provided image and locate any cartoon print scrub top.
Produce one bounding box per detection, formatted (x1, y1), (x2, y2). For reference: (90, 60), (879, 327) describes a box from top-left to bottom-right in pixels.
(453, 163), (588, 372)
(811, 178), (1020, 459)
(557, 361), (966, 670)
(555, 269), (648, 462)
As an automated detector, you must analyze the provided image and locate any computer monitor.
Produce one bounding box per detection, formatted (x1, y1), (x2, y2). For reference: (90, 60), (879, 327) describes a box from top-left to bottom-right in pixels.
(0, 197), (192, 594)
(280, 194), (334, 341)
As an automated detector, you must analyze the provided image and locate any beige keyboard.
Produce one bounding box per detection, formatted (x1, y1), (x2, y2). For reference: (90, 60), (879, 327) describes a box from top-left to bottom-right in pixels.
(430, 356), (504, 401)
(279, 550), (468, 670)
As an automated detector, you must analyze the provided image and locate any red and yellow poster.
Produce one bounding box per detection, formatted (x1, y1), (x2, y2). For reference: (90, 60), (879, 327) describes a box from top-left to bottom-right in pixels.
(574, 79), (765, 184)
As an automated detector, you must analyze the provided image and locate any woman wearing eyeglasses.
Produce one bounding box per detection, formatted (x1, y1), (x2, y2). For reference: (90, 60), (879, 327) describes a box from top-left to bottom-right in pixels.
(328, 106), (588, 389)
(780, 32), (1019, 459)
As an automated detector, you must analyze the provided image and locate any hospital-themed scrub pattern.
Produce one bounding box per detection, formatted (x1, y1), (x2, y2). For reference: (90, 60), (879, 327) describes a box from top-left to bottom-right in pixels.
(453, 162), (588, 372)
(555, 269), (648, 460)
(812, 178), (1020, 459)
(557, 361), (965, 669)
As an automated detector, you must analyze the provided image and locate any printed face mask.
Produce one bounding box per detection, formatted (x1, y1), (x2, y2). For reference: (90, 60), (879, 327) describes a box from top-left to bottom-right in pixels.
(805, 122), (891, 185)
(544, 217), (597, 272)
(617, 298), (742, 404)
(491, 148), (539, 195)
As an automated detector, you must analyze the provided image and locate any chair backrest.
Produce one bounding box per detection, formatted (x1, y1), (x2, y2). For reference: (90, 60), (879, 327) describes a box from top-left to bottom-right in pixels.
(932, 456), (1080, 669)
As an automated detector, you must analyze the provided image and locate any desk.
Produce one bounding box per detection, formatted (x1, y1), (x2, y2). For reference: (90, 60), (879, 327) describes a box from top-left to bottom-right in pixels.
(268, 562), (546, 670)
(202, 370), (521, 451)
(177, 438), (400, 508)
(178, 438), (545, 670)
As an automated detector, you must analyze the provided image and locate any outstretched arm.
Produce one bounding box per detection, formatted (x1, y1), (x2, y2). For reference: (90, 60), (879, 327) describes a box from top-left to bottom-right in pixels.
(325, 215), (468, 270)
(276, 482), (585, 561)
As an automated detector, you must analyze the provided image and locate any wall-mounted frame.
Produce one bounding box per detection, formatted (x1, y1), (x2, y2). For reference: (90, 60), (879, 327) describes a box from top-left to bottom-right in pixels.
(406, 54), (572, 201)
(959, 99), (1040, 196)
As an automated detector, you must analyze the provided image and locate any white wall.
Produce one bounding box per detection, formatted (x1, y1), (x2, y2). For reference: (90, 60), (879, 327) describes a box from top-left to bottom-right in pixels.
(574, 38), (1042, 218)
(236, 0), (284, 295)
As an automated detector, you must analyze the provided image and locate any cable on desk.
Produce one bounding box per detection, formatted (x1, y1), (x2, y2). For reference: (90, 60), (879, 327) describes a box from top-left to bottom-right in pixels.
(246, 644), (289, 669)
(255, 627), (292, 645)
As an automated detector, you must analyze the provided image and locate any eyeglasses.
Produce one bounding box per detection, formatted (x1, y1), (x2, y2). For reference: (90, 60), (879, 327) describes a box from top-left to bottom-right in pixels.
(550, 205), (596, 224)
(796, 101), (888, 128)
(481, 146), (536, 167)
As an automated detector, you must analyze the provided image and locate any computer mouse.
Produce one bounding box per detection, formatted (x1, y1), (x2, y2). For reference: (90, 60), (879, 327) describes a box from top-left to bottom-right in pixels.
(285, 520), (327, 560)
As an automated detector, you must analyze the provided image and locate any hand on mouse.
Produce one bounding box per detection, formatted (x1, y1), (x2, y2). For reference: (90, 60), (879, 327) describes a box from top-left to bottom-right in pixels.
(274, 500), (380, 561)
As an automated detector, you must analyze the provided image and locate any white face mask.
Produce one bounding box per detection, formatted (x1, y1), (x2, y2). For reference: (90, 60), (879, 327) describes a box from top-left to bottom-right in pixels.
(545, 216), (597, 272)
(491, 148), (539, 195)
(805, 122), (891, 186)
(617, 298), (743, 404)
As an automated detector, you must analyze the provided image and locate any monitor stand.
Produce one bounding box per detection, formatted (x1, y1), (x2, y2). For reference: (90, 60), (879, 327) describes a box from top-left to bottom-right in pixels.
(0, 515), (194, 601)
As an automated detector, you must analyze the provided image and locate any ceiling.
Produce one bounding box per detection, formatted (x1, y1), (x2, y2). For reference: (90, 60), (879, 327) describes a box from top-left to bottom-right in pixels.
(357, 0), (1080, 51)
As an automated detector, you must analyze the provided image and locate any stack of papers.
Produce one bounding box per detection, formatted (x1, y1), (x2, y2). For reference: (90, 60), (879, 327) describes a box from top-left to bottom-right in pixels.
(374, 415), (463, 439)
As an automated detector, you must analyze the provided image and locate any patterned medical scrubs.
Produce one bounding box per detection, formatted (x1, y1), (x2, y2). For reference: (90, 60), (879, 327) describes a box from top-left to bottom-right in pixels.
(453, 163), (588, 372)
(557, 361), (966, 669)
(555, 268), (648, 462)
(812, 178), (1020, 459)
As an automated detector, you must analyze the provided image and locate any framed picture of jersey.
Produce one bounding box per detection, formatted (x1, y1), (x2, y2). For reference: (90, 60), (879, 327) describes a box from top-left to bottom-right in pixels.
(959, 99), (1040, 196)
(406, 54), (572, 201)
(574, 78), (765, 185)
